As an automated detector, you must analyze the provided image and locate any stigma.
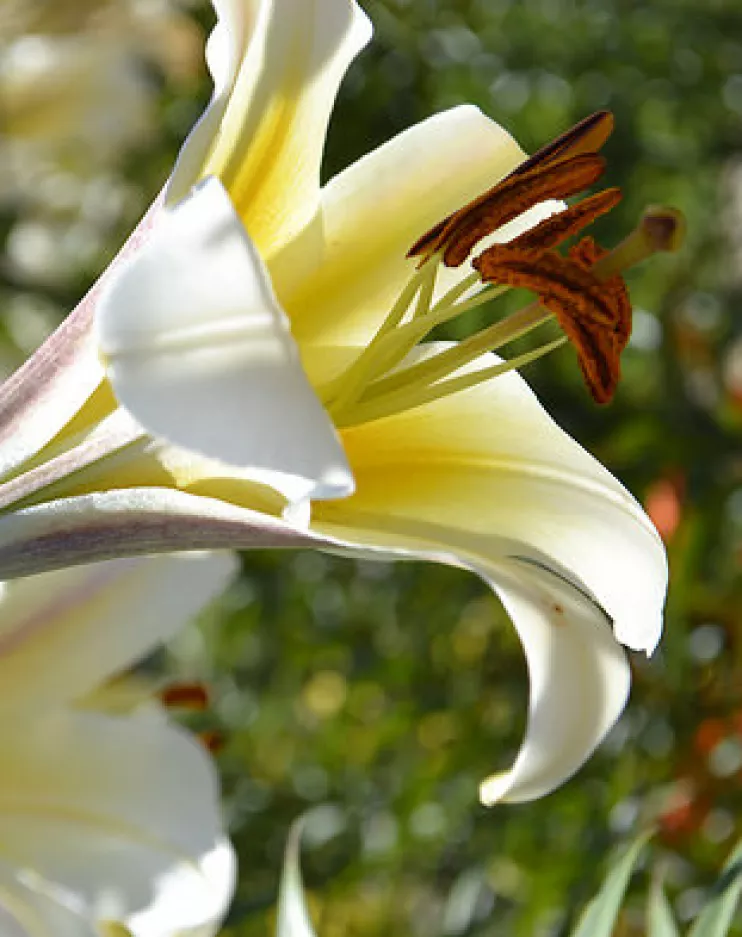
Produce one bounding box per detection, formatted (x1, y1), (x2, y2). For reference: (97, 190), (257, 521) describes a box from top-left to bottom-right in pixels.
(322, 111), (685, 426)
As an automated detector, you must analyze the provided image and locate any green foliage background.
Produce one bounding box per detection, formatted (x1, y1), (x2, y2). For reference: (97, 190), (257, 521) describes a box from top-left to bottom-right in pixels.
(2, 1), (742, 934)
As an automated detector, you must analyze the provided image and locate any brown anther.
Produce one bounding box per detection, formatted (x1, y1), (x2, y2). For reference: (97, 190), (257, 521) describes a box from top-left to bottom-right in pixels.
(474, 242), (619, 327)
(409, 154), (606, 268)
(494, 187), (622, 257)
(570, 237), (631, 353)
(408, 111), (615, 268)
(475, 237), (631, 404)
(160, 681), (210, 710)
(511, 110), (614, 177)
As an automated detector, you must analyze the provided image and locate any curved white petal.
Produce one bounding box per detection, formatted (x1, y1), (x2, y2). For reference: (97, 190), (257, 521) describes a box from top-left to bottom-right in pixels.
(320, 351), (667, 654)
(96, 177), (353, 507)
(0, 486), (331, 580)
(477, 559), (630, 804)
(0, 710), (235, 937)
(126, 837), (235, 937)
(170, 0), (372, 258)
(308, 356), (667, 801)
(167, 0), (259, 205)
(0, 196), (162, 485)
(0, 302), (101, 485)
(0, 552), (236, 715)
(281, 105), (547, 347)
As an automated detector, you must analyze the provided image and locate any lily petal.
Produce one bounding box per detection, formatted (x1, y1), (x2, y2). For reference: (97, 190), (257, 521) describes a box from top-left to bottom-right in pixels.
(0, 710), (235, 937)
(172, 0), (372, 258)
(0, 487), (327, 580)
(308, 355), (666, 801)
(0, 300), (101, 485)
(476, 558), (630, 804)
(282, 105), (561, 347)
(96, 177), (353, 506)
(0, 858), (100, 937)
(0, 552), (236, 714)
(0, 196), (162, 484)
(321, 351), (666, 653)
(167, 0), (258, 206)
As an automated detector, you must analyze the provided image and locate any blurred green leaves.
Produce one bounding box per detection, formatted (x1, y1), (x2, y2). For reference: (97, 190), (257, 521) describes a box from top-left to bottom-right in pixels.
(274, 827), (742, 937)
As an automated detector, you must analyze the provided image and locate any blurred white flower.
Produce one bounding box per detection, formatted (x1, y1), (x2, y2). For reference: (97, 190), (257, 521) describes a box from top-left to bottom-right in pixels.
(0, 552), (237, 937)
(1, 36), (153, 158)
(0, 0), (202, 209)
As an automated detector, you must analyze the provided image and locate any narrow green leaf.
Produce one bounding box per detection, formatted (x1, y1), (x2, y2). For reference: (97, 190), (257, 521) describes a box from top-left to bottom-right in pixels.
(688, 837), (742, 937)
(570, 832), (653, 937)
(648, 879), (680, 937)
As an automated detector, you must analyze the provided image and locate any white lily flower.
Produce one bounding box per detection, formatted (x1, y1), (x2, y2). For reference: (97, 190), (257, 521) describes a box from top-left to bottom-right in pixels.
(0, 552), (237, 936)
(0, 0), (678, 803)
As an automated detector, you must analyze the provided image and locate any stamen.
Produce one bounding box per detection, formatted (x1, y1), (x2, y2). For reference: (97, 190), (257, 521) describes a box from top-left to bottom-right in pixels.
(327, 113), (684, 427)
(320, 260), (437, 411)
(338, 338), (567, 427)
(475, 242), (630, 403)
(571, 237), (631, 350)
(591, 206), (686, 280)
(474, 205), (685, 404)
(407, 111), (615, 268)
(475, 246), (621, 327)
(511, 110), (614, 176)
(328, 282), (511, 425)
(432, 269), (481, 310)
(413, 258), (438, 319)
(334, 302), (552, 428)
(500, 188), (622, 256)
(408, 153), (607, 267)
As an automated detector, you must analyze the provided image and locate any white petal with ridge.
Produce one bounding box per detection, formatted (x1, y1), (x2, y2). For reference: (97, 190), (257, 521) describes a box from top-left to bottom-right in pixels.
(97, 178), (353, 508)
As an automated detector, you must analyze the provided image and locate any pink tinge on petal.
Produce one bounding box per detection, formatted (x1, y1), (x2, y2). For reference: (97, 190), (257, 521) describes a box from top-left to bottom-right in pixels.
(0, 193), (164, 482)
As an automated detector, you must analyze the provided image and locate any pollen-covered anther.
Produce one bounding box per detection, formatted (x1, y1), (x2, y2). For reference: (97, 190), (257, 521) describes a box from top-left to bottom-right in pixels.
(409, 154), (607, 268)
(408, 110), (616, 268)
(159, 681), (210, 710)
(512, 109), (615, 175)
(475, 238), (631, 404)
(502, 187), (623, 256)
